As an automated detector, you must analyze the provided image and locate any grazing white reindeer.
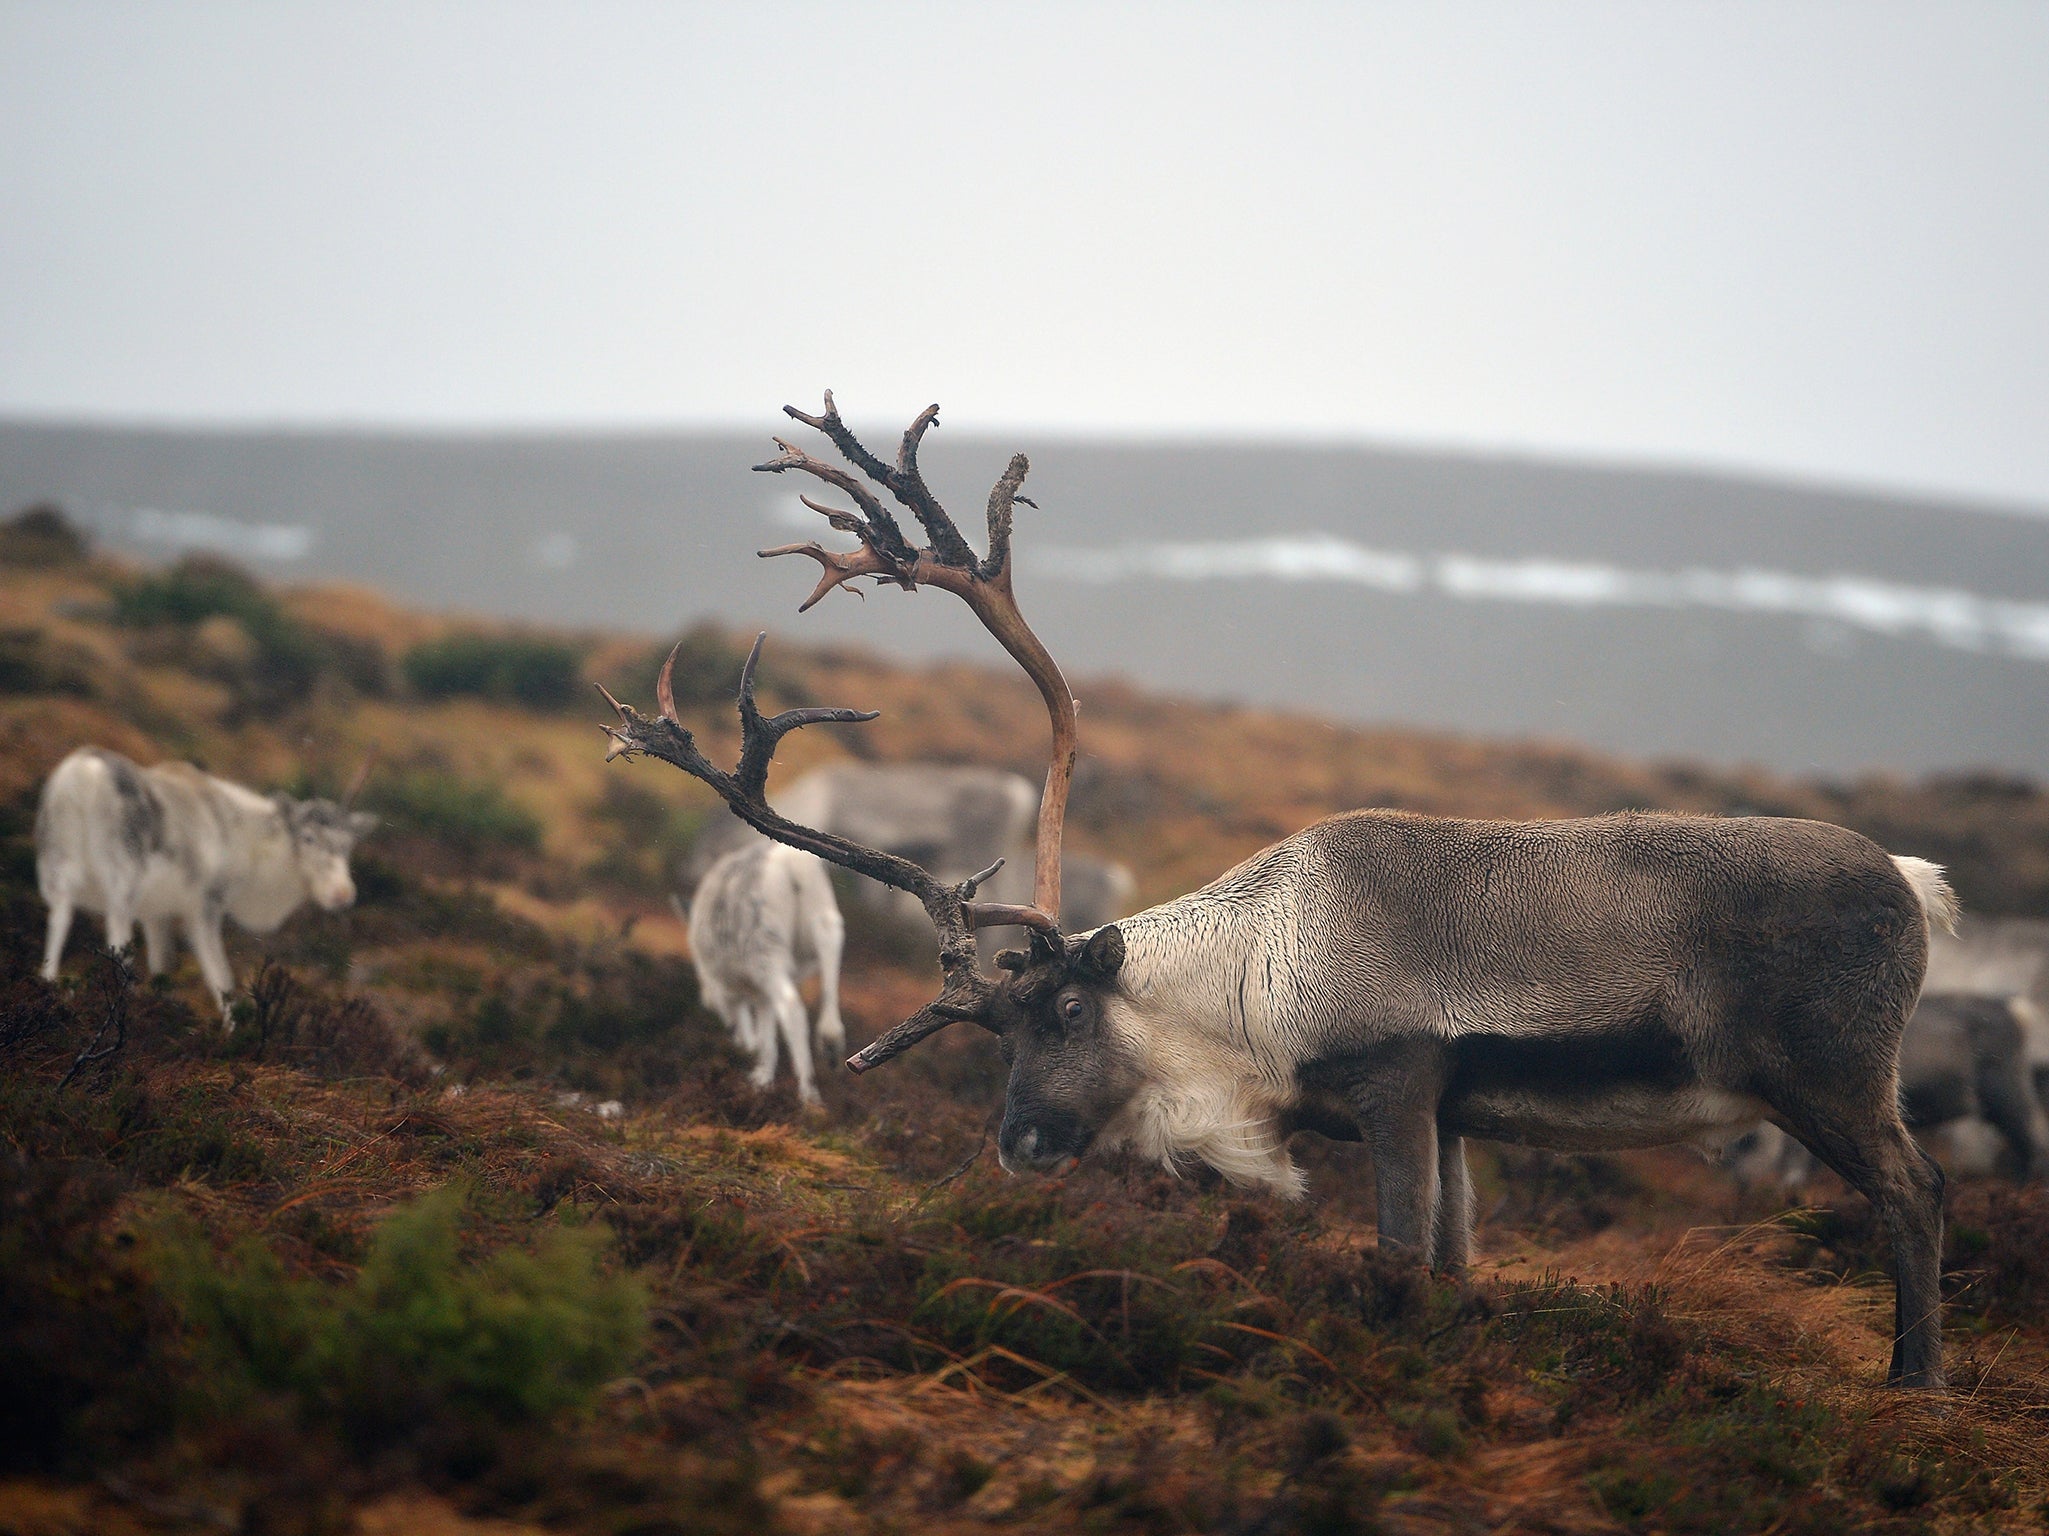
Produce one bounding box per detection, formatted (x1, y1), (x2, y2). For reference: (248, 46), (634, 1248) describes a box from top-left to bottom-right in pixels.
(686, 840), (845, 1106)
(37, 747), (376, 1019)
(601, 393), (1955, 1388)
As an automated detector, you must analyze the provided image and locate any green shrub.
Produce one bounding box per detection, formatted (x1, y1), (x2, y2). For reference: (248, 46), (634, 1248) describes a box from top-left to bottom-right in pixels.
(403, 631), (585, 709)
(363, 768), (543, 855)
(148, 1186), (645, 1440)
(113, 555), (323, 706)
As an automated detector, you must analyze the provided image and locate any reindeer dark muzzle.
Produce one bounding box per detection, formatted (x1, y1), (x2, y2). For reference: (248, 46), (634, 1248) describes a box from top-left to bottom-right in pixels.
(998, 1105), (1090, 1174)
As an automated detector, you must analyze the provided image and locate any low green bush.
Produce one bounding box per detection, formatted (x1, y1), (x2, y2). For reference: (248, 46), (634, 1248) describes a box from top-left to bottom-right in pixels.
(362, 768), (543, 855)
(148, 1186), (645, 1441)
(403, 631), (585, 709)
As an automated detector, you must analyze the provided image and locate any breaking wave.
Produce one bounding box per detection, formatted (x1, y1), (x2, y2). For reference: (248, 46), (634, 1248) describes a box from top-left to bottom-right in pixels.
(1027, 533), (2049, 663)
(121, 507), (315, 563)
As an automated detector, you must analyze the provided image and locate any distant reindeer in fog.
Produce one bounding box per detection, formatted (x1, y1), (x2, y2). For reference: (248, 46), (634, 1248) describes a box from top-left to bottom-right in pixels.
(1925, 916), (2049, 1108)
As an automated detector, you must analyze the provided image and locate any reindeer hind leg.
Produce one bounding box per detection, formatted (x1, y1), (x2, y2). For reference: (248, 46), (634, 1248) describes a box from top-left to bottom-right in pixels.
(1772, 1094), (1945, 1388)
(767, 973), (819, 1107)
(808, 889), (846, 1056)
(141, 916), (177, 976)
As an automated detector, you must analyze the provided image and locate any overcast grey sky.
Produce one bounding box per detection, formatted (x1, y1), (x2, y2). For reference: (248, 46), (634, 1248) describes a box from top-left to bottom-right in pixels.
(3, 2), (2046, 509)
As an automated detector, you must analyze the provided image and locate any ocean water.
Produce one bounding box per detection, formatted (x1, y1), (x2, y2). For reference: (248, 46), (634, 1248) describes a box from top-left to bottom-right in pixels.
(5, 420), (2047, 779)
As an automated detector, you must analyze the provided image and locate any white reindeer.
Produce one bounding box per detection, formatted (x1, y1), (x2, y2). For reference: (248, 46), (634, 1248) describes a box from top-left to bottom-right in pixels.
(37, 746), (375, 1019)
(685, 840), (845, 1106)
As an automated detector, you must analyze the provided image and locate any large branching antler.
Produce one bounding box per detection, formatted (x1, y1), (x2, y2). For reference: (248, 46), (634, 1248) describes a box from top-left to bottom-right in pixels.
(603, 392), (1079, 1073)
(756, 391), (1077, 928)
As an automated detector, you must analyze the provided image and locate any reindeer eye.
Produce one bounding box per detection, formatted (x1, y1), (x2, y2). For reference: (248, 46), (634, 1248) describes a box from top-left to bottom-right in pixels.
(1060, 995), (1086, 1024)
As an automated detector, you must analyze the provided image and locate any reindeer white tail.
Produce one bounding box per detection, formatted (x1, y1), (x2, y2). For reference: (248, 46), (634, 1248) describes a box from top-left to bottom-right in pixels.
(1891, 855), (1960, 936)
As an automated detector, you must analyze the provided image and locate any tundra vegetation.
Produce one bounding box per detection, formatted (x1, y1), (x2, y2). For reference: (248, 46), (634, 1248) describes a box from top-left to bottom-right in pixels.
(1, 503), (2048, 1533)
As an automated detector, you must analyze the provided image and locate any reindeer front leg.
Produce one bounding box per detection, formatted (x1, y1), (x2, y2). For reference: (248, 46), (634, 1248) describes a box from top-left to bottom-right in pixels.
(185, 899), (237, 1022)
(1334, 1038), (1449, 1264)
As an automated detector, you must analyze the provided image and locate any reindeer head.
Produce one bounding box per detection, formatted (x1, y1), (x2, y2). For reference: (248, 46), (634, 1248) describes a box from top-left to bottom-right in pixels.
(987, 925), (1139, 1172)
(275, 755), (378, 911)
(602, 393), (1112, 1165)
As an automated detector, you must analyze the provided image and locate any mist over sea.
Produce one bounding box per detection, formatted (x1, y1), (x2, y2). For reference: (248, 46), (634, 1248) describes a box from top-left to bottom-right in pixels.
(5, 420), (2047, 779)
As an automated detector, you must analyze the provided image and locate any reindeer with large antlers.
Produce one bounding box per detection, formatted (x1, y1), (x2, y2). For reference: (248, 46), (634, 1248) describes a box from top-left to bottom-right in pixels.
(603, 394), (1956, 1388)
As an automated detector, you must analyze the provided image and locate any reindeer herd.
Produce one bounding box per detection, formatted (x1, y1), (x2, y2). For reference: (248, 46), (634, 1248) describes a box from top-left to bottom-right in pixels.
(34, 393), (2049, 1393)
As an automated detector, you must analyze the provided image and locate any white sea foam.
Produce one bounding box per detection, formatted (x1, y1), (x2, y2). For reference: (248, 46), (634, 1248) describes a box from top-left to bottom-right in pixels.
(1031, 534), (2049, 663)
(124, 506), (314, 562)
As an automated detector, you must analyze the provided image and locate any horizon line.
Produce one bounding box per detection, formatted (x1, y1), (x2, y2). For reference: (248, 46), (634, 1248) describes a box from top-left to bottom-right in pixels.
(3, 407), (2046, 524)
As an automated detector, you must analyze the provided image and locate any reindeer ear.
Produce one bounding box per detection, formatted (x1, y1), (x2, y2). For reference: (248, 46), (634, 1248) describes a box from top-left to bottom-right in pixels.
(995, 949), (1029, 973)
(348, 812), (380, 838)
(1027, 928), (1063, 967)
(1076, 924), (1126, 982)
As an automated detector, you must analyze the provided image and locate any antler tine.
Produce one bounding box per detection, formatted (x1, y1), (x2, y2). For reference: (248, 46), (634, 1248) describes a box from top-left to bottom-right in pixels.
(758, 540), (903, 611)
(846, 984), (1000, 1074)
(655, 643), (682, 723)
(340, 747), (379, 809)
(893, 403), (979, 568)
(956, 853), (1058, 936)
(980, 453), (1031, 582)
(781, 394), (978, 570)
(798, 493), (870, 537)
(783, 390), (897, 487)
(732, 632), (880, 798)
(755, 436), (919, 570)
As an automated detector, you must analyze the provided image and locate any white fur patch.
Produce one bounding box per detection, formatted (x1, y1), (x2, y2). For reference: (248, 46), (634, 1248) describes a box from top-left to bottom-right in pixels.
(1107, 1084), (1308, 1200)
(1891, 855), (1961, 935)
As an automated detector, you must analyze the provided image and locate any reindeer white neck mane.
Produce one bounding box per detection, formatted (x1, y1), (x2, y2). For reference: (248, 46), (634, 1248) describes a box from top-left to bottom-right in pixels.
(1097, 842), (1321, 1198)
